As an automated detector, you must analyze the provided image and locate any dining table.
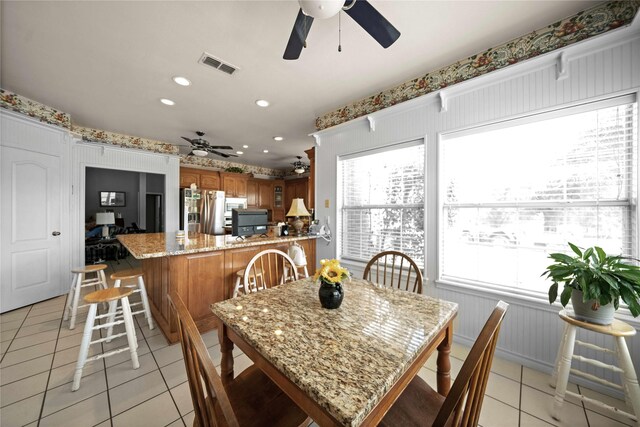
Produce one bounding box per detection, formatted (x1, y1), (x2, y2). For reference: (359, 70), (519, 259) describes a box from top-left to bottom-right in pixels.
(210, 277), (459, 427)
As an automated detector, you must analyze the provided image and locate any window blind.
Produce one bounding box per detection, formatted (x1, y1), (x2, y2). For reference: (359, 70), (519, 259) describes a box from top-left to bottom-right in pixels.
(339, 143), (425, 267)
(440, 97), (638, 294)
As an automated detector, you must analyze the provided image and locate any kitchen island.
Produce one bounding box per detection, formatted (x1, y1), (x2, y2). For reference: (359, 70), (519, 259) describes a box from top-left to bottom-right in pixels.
(117, 232), (317, 343)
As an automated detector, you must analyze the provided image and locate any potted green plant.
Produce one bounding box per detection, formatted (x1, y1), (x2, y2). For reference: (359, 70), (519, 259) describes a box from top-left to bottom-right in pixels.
(543, 242), (640, 325)
(224, 166), (245, 174)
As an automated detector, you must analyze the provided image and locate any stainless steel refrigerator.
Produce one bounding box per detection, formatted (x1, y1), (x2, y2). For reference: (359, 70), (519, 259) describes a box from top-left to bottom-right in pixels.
(200, 190), (225, 235)
(180, 189), (225, 235)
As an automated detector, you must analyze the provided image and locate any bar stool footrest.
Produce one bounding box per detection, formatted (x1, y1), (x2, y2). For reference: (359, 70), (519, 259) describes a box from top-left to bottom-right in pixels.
(575, 339), (617, 355)
(565, 390), (637, 422)
(571, 354), (624, 373)
(569, 368), (624, 390)
(90, 332), (128, 345)
(85, 346), (133, 363)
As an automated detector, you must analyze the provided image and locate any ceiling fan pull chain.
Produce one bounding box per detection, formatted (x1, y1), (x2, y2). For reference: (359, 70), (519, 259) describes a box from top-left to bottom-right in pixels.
(338, 11), (342, 52)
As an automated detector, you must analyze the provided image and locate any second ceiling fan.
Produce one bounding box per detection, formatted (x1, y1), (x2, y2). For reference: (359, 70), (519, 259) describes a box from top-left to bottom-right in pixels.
(284, 0), (401, 60)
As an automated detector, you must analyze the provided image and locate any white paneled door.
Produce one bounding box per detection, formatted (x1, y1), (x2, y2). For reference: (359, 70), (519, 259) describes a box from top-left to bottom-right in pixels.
(1, 146), (63, 312)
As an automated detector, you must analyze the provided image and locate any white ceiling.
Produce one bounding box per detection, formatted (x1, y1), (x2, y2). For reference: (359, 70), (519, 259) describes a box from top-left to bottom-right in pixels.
(1, 0), (599, 170)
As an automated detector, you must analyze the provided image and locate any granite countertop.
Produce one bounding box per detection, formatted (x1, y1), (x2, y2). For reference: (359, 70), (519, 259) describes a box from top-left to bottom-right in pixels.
(211, 278), (458, 426)
(117, 232), (317, 259)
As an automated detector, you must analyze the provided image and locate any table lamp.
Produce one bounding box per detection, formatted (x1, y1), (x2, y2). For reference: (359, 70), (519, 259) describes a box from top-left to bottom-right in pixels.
(286, 198), (311, 236)
(96, 212), (115, 238)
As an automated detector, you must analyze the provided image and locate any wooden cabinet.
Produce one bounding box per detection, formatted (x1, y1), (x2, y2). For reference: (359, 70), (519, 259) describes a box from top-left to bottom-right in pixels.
(258, 181), (273, 208)
(200, 173), (220, 190)
(180, 168), (200, 188)
(284, 177), (310, 215)
(221, 172), (249, 197)
(179, 167), (220, 190)
(247, 179), (258, 207)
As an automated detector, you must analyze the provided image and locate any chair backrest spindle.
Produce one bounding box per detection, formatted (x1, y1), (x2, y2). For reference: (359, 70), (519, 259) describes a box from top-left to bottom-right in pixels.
(363, 251), (423, 294)
(243, 249), (298, 294)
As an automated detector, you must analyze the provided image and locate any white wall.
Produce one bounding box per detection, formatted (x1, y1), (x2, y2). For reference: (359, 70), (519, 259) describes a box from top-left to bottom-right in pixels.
(314, 26), (640, 397)
(70, 141), (180, 269)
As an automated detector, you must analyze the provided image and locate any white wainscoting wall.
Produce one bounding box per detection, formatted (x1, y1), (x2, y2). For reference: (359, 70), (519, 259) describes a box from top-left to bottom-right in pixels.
(70, 141), (180, 271)
(314, 23), (640, 398)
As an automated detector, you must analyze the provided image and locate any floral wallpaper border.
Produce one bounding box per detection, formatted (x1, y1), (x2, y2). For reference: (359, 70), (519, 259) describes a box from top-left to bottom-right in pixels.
(0, 88), (286, 176)
(1, 89), (72, 129)
(180, 154), (285, 177)
(315, 0), (640, 130)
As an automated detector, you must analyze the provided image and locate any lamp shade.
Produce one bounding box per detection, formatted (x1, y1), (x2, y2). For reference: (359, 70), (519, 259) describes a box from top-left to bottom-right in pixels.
(96, 212), (115, 225)
(286, 198), (311, 217)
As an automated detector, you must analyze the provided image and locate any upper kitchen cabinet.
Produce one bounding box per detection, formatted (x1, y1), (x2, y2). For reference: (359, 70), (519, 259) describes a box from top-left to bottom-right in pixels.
(220, 172), (249, 197)
(247, 179), (258, 207)
(200, 172), (220, 190)
(179, 168), (220, 190)
(257, 180), (273, 208)
(284, 177), (310, 213)
(179, 167), (201, 188)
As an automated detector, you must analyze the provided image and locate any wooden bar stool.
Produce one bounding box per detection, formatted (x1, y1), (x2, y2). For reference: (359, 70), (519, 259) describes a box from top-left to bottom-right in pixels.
(232, 267), (263, 297)
(72, 287), (139, 391)
(108, 269), (154, 331)
(64, 264), (109, 329)
(551, 310), (640, 425)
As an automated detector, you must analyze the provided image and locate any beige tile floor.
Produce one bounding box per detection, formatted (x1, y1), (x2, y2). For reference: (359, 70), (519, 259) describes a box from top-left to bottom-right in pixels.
(0, 258), (635, 427)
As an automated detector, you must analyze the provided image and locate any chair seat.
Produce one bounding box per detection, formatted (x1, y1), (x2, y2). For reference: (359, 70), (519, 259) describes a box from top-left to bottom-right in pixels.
(111, 269), (143, 281)
(72, 264), (107, 274)
(236, 267), (262, 277)
(84, 287), (133, 304)
(218, 365), (308, 427)
(379, 375), (450, 427)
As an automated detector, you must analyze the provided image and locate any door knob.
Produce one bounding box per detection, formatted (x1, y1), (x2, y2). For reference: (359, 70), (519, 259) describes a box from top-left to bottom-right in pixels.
(52, 231), (61, 236)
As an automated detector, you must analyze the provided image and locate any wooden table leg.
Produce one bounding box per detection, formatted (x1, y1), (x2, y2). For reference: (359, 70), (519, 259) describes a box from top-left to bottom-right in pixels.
(218, 321), (234, 386)
(436, 322), (453, 396)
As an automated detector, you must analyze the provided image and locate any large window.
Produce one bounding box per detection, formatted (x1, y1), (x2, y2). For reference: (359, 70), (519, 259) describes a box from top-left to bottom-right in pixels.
(440, 96), (637, 295)
(339, 142), (425, 267)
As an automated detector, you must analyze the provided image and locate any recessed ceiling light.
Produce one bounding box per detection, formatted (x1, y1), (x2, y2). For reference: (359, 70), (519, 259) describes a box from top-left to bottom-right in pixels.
(242, 145), (249, 148)
(255, 99), (269, 107)
(273, 136), (284, 141)
(172, 76), (191, 86)
(263, 149), (269, 153)
(236, 151), (243, 155)
(160, 98), (175, 106)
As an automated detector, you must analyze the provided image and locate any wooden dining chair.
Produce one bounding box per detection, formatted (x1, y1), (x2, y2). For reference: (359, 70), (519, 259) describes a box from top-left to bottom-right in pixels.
(363, 251), (423, 293)
(168, 291), (309, 427)
(242, 249), (299, 294)
(379, 301), (509, 427)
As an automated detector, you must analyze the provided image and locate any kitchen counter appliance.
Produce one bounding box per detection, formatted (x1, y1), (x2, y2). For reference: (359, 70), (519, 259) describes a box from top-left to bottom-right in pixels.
(224, 197), (247, 227)
(232, 208), (268, 237)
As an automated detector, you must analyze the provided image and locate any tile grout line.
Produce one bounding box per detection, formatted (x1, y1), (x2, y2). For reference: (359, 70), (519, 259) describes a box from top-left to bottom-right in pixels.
(133, 316), (185, 421)
(36, 296), (68, 427)
(0, 304), (34, 365)
(99, 306), (114, 427)
(518, 365), (523, 427)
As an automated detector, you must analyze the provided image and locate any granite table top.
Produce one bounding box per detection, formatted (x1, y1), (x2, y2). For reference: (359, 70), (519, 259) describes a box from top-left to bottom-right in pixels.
(117, 232), (317, 259)
(211, 278), (458, 426)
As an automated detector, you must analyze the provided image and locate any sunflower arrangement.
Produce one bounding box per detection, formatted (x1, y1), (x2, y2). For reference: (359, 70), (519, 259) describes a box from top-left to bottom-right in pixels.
(314, 259), (350, 285)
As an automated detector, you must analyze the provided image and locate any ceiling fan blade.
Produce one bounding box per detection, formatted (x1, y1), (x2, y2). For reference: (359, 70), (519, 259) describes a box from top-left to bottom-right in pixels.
(206, 145), (234, 150)
(210, 150), (238, 158)
(181, 136), (195, 144)
(344, 0), (400, 48)
(283, 9), (314, 60)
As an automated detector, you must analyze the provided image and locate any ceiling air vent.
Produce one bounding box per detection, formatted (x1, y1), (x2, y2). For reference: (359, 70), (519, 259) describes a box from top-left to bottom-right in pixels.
(199, 52), (239, 76)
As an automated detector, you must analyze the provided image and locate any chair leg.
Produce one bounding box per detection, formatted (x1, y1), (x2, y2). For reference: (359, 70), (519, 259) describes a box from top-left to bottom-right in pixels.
(302, 265), (309, 278)
(97, 270), (108, 311)
(72, 303), (97, 391)
(552, 324), (577, 421)
(137, 276), (154, 330)
(64, 273), (78, 322)
(120, 297), (140, 370)
(69, 273), (84, 330)
(615, 336), (640, 425)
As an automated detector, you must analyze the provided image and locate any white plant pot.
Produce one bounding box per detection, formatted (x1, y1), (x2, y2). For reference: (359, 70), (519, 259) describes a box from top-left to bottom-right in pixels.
(570, 289), (615, 325)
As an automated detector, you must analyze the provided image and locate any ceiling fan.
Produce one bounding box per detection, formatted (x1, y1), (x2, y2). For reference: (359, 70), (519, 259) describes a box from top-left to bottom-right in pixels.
(283, 0), (401, 60)
(292, 156), (310, 174)
(181, 131), (237, 158)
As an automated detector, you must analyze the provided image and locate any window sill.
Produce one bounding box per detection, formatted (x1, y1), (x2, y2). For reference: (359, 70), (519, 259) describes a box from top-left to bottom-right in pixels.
(434, 278), (640, 327)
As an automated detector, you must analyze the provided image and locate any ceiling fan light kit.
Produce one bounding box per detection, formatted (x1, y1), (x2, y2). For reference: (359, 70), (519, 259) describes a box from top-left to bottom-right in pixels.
(192, 149), (208, 157)
(284, 0), (400, 60)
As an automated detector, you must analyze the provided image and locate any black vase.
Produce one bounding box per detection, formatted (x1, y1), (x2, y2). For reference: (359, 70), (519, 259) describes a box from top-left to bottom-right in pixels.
(319, 281), (344, 309)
